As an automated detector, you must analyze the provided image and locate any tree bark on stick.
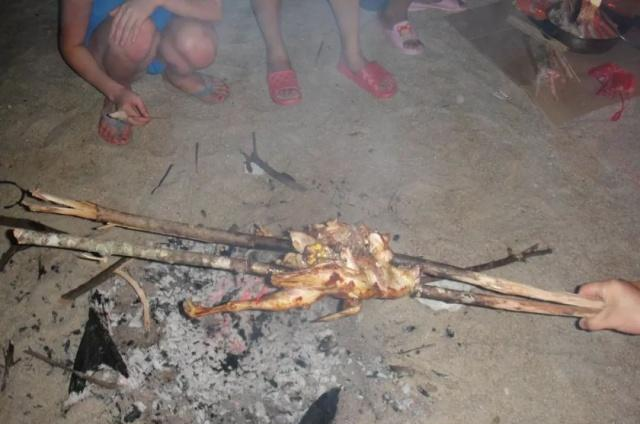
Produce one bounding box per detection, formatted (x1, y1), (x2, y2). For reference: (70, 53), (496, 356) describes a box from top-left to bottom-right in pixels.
(417, 286), (598, 318)
(13, 229), (601, 317)
(12, 229), (284, 276)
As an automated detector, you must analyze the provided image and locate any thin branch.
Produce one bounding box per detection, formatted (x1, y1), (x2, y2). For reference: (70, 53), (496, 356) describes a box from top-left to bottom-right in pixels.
(24, 189), (292, 252)
(24, 348), (118, 390)
(1, 341), (20, 392)
(23, 191), (554, 277)
(416, 286), (598, 318)
(61, 257), (131, 301)
(114, 269), (151, 332)
(150, 164), (173, 195)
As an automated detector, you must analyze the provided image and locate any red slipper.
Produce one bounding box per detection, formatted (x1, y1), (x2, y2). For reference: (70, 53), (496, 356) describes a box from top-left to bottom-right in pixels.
(337, 61), (397, 99)
(98, 112), (132, 145)
(267, 69), (302, 106)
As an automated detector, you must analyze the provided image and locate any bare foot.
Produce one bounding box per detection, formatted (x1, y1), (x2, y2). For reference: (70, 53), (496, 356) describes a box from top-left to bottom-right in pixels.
(98, 99), (132, 145)
(164, 71), (230, 104)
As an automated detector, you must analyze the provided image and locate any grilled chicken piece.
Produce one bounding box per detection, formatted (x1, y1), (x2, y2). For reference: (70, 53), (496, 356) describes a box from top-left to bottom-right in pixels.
(183, 220), (420, 320)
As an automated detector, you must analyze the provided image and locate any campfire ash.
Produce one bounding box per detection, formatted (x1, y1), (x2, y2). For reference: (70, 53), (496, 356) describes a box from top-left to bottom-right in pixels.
(82, 239), (411, 424)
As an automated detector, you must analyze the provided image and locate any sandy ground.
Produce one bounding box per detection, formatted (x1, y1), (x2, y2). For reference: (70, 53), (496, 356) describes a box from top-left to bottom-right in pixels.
(1, 0), (640, 423)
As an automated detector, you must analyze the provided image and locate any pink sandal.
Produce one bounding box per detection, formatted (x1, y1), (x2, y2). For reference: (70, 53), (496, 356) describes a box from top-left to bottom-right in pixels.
(385, 21), (425, 56)
(337, 61), (397, 99)
(267, 69), (302, 106)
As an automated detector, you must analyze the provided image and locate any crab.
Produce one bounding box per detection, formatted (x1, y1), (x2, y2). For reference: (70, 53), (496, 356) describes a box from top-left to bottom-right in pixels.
(183, 220), (421, 321)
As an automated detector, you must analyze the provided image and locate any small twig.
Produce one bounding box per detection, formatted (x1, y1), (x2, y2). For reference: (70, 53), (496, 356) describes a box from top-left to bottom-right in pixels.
(315, 40), (324, 66)
(150, 164), (173, 195)
(107, 111), (168, 121)
(0, 245), (28, 272)
(195, 142), (199, 173)
(114, 269), (151, 332)
(396, 343), (435, 355)
(24, 348), (118, 389)
(241, 133), (307, 192)
(465, 245), (552, 272)
(0, 180), (27, 209)
(61, 257), (131, 301)
(1, 341), (20, 392)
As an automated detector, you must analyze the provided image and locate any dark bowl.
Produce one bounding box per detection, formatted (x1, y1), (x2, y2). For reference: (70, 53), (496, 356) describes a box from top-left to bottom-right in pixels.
(533, 18), (621, 54)
(531, 5), (634, 55)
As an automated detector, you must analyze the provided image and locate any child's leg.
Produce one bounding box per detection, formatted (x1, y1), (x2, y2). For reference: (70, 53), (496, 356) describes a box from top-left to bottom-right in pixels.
(158, 18), (229, 103)
(251, 0), (291, 72)
(329, 0), (397, 98)
(89, 18), (160, 144)
(380, 0), (413, 27)
(251, 0), (301, 105)
(328, 0), (367, 71)
(380, 0), (424, 54)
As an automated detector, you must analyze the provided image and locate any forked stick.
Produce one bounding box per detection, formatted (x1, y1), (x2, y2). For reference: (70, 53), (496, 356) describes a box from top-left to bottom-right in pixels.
(12, 229), (602, 316)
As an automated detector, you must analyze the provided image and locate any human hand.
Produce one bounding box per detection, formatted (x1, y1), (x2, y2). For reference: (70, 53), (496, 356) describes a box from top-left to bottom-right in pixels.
(109, 0), (159, 46)
(577, 279), (640, 335)
(112, 87), (151, 126)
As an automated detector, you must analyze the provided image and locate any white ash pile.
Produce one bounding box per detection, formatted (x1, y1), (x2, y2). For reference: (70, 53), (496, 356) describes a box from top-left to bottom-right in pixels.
(118, 239), (349, 424)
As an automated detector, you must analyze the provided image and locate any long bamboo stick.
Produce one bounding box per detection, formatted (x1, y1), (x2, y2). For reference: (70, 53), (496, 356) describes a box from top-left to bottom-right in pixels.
(12, 229), (602, 316)
(25, 190), (292, 252)
(12, 229), (284, 275)
(417, 286), (597, 318)
(23, 190), (551, 271)
(419, 263), (602, 309)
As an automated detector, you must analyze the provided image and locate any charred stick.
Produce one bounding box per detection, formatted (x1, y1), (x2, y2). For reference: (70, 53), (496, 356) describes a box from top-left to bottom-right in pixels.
(416, 286), (598, 318)
(12, 229), (284, 276)
(150, 164), (173, 195)
(1, 341), (19, 392)
(60, 257), (131, 301)
(24, 348), (118, 390)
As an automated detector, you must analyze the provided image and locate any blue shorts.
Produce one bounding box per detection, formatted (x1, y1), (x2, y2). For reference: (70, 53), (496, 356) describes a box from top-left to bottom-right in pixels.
(85, 0), (173, 74)
(360, 0), (389, 11)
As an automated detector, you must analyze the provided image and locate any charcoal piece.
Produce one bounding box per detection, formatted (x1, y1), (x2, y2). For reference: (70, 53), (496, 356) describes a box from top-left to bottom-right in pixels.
(123, 404), (142, 422)
(299, 387), (341, 424)
(0, 245), (27, 272)
(69, 291), (128, 394)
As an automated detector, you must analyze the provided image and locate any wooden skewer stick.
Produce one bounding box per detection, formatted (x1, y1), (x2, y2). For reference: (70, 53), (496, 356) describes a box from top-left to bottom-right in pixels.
(22, 190), (592, 308)
(24, 189), (292, 252)
(417, 286), (598, 318)
(418, 262), (602, 310)
(12, 229), (602, 316)
(23, 189), (551, 271)
(12, 229), (285, 276)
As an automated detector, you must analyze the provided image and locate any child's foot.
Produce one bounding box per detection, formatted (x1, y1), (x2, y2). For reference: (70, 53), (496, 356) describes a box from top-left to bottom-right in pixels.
(266, 56), (301, 105)
(337, 58), (397, 99)
(98, 100), (132, 145)
(164, 71), (230, 103)
(384, 21), (425, 55)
